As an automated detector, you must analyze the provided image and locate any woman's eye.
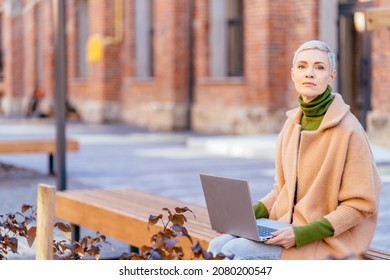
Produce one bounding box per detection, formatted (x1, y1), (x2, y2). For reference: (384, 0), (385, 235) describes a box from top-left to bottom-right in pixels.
(297, 65), (305, 69)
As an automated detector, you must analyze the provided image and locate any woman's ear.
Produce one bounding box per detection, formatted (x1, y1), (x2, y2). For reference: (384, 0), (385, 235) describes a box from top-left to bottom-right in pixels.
(328, 70), (337, 84)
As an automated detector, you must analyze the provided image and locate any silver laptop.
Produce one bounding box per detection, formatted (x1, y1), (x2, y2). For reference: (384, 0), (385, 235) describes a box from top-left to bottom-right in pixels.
(200, 173), (291, 242)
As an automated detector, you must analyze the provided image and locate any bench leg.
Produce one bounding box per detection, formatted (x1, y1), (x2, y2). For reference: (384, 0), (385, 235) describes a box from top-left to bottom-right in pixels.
(71, 224), (80, 242)
(130, 245), (140, 254)
(70, 225), (139, 259)
(49, 154), (55, 176)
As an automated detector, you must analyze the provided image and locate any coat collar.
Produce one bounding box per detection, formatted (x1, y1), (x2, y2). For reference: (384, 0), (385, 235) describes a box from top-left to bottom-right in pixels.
(286, 93), (350, 132)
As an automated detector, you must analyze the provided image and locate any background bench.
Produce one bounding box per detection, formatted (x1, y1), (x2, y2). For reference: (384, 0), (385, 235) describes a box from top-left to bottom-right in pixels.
(0, 138), (79, 175)
(55, 187), (390, 260)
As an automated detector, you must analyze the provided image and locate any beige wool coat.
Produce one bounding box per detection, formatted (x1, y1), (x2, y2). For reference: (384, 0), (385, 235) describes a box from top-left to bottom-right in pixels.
(260, 93), (382, 260)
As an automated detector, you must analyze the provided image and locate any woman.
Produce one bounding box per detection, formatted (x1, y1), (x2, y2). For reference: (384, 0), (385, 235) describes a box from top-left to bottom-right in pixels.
(208, 40), (382, 260)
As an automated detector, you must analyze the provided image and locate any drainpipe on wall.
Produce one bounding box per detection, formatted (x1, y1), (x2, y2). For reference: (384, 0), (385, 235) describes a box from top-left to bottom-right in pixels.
(105, 0), (123, 45)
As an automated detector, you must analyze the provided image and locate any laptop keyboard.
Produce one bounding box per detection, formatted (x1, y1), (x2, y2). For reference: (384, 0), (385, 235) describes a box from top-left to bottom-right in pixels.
(258, 226), (278, 237)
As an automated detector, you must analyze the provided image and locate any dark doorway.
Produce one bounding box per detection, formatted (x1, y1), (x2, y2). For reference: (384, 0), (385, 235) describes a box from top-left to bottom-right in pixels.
(338, 0), (374, 129)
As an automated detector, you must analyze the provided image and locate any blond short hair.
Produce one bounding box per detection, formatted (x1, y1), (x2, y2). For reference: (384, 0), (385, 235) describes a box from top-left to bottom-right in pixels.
(293, 40), (336, 72)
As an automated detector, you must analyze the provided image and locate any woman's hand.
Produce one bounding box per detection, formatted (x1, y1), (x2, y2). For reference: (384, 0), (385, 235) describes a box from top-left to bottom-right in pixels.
(264, 227), (296, 249)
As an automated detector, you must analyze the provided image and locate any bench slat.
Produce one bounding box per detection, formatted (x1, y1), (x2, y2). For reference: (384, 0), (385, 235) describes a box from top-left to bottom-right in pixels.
(0, 139), (79, 154)
(56, 188), (213, 227)
(58, 188), (213, 225)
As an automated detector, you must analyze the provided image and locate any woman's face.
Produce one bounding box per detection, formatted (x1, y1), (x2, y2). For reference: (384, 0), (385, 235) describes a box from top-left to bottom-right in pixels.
(291, 49), (336, 102)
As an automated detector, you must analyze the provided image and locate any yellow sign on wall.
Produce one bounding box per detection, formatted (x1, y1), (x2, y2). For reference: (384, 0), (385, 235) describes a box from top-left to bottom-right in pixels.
(87, 34), (104, 63)
(366, 8), (390, 31)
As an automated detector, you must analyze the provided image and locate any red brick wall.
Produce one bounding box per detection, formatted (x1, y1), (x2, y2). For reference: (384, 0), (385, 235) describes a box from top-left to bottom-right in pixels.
(192, 0), (320, 134)
(1, 0), (389, 140)
(173, 0), (191, 104)
(68, 0), (116, 101)
(367, 0), (390, 146)
(371, 0), (390, 114)
(284, 0), (320, 108)
(267, 0), (288, 110)
(66, 0), (123, 122)
(67, 0), (80, 99)
(26, 1), (56, 114)
(87, 0), (112, 101)
(244, 0), (271, 107)
(3, 4), (25, 101)
(4, 0), (57, 115)
(193, 0), (320, 110)
(154, 0), (178, 102)
(101, 0), (122, 103)
(120, 0), (191, 130)
(120, 0), (134, 79)
(23, 4), (36, 101)
(193, 0), (208, 81)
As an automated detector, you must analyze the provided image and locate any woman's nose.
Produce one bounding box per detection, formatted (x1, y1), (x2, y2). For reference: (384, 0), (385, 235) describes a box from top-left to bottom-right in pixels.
(305, 68), (314, 78)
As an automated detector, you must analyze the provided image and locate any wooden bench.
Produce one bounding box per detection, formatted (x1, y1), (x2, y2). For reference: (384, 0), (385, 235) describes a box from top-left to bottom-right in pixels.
(55, 187), (390, 260)
(0, 138), (79, 175)
(55, 187), (219, 258)
(363, 248), (390, 260)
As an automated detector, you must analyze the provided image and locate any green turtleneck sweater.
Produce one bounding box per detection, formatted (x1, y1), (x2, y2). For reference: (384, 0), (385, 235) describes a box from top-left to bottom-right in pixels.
(299, 85), (334, 131)
(253, 86), (335, 248)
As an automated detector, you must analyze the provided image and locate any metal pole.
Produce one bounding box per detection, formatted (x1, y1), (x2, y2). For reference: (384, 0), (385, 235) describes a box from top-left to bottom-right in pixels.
(54, 0), (67, 191)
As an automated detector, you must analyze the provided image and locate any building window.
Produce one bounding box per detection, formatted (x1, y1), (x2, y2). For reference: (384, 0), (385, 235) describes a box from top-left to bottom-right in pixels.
(227, 0), (243, 77)
(77, 0), (89, 79)
(209, 0), (243, 78)
(135, 0), (154, 78)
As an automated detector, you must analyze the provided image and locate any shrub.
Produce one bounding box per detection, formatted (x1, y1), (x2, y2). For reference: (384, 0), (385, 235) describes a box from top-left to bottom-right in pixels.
(119, 207), (225, 260)
(1, 205), (225, 260)
(0, 205), (37, 260)
(52, 222), (114, 260)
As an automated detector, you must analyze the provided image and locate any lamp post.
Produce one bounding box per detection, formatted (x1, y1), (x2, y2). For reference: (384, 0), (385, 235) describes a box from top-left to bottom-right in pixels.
(54, 0), (67, 192)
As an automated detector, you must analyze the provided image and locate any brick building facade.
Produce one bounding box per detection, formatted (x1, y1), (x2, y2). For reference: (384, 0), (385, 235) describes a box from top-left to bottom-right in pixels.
(0, 0), (389, 145)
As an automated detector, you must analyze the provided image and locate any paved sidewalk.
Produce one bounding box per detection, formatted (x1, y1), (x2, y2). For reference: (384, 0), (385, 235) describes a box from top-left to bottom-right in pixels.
(188, 134), (390, 165)
(0, 118), (389, 259)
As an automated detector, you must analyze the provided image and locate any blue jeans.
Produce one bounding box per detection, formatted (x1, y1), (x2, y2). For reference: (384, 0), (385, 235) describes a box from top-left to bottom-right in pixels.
(208, 234), (282, 260)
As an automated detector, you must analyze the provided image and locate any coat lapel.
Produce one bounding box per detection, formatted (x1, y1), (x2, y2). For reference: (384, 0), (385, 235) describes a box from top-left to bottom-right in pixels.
(283, 108), (302, 219)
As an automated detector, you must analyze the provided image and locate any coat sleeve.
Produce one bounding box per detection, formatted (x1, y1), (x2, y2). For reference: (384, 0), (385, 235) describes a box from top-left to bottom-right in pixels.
(324, 128), (382, 236)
